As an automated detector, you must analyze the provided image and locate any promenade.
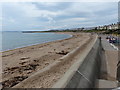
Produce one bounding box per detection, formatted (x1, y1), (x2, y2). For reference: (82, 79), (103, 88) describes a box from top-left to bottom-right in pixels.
(97, 35), (118, 88)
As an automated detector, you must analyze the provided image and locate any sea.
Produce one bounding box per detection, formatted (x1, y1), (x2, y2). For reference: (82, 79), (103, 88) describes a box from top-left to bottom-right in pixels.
(1, 31), (72, 51)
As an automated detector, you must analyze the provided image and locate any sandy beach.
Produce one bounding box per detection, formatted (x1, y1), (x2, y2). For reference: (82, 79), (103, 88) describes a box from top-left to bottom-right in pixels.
(2, 32), (95, 88)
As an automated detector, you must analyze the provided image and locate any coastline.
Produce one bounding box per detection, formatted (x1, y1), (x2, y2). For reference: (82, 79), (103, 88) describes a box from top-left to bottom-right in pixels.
(1, 32), (72, 52)
(2, 32), (94, 88)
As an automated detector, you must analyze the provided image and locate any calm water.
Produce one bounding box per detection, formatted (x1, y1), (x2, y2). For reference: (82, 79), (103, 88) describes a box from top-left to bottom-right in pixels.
(1, 31), (71, 51)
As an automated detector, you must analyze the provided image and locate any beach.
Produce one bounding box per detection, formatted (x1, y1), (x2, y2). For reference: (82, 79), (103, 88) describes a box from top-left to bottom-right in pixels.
(2, 32), (96, 88)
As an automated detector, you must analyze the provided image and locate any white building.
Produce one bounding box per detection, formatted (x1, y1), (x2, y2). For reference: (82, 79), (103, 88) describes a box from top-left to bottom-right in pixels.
(97, 23), (118, 30)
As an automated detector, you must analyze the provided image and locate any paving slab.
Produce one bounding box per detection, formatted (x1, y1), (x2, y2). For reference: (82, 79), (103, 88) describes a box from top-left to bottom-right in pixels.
(97, 35), (119, 88)
(96, 79), (117, 88)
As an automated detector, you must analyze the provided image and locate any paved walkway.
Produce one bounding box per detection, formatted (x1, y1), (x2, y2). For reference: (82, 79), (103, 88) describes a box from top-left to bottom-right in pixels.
(97, 35), (118, 88)
(101, 35), (118, 51)
(101, 35), (118, 80)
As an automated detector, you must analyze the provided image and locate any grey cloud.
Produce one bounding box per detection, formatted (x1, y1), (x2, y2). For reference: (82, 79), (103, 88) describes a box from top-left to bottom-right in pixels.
(2, 2), (118, 31)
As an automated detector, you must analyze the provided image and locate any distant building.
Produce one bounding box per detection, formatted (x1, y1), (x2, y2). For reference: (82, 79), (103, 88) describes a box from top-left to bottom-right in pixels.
(97, 23), (118, 30)
(107, 25), (112, 30)
(103, 25), (107, 30)
(97, 26), (104, 30)
(113, 24), (118, 29)
(107, 24), (118, 30)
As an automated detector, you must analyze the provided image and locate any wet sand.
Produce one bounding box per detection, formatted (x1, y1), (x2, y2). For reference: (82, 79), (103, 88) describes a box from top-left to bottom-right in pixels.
(1, 32), (95, 88)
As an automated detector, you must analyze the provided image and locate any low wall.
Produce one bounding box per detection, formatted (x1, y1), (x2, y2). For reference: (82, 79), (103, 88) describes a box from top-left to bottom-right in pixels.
(52, 35), (98, 88)
(65, 38), (103, 88)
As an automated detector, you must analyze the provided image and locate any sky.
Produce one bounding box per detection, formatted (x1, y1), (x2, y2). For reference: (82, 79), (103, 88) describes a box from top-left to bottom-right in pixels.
(1, 1), (118, 31)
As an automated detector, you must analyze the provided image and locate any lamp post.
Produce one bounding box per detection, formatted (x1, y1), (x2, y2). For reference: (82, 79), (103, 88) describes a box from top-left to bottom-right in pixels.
(116, 1), (120, 87)
(118, 1), (120, 30)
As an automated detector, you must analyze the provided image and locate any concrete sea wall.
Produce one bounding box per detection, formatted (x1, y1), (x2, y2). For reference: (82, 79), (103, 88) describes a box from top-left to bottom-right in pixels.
(65, 38), (103, 88)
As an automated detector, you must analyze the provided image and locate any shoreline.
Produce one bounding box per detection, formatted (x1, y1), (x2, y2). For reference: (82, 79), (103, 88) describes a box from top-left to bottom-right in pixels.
(2, 32), (94, 88)
(1, 32), (72, 52)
